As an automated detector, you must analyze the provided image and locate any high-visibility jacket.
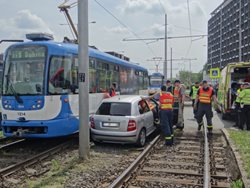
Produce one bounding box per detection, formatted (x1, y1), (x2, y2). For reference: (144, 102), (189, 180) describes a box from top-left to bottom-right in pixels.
(235, 89), (242, 103)
(199, 87), (213, 104)
(192, 86), (199, 99)
(173, 87), (180, 103)
(160, 92), (174, 109)
(239, 88), (250, 105)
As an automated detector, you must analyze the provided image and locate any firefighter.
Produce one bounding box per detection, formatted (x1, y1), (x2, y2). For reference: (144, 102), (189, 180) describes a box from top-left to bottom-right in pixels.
(238, 83), (250, 130)
(159, 85), (174, 146)
(189, 82), (200, 117)
(234, 83), (244, 128)
(194, 80), (218, 133)
(173, 80), (185, 129)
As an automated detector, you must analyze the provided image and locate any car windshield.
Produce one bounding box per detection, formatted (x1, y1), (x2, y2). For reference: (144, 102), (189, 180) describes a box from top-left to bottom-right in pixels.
(2, 45), (46, 96)
(150, 76), (163, 87)
(96, 102), (131, 116)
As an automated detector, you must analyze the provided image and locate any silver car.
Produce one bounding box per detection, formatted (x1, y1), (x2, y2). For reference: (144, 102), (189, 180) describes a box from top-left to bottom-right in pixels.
(90, 95), (157, 147)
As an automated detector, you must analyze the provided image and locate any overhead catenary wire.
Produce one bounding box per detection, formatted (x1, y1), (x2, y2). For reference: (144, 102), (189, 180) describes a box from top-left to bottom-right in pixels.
(93, 0), (157, 57)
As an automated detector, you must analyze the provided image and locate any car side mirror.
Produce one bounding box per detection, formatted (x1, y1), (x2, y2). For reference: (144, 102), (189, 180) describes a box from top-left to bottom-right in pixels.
(36, 84), (42, 93)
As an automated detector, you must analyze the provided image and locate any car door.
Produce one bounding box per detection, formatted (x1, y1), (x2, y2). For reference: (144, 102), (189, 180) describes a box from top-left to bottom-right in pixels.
(138, 100), (154, 135)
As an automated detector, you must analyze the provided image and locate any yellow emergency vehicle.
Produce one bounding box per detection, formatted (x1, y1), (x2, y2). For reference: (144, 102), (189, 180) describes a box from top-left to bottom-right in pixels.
(216, 62), (250, 119)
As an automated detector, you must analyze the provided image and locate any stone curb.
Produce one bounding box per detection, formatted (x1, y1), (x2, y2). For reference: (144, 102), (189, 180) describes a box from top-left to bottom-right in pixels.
(221, 128), (250, 188)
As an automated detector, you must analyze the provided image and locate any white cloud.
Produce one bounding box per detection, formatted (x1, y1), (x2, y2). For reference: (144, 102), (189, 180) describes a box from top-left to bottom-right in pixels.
(0, 9), (53, 40)
(150, 23), (173, 37)
(105, 26), (129, 34)
(121, 0), (163, 15)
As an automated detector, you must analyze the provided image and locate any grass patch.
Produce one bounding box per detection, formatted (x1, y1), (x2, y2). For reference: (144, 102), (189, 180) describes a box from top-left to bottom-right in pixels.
(231, 180), (244, 188)
(26, 156), (79, 188)
(228, 130), (250, 181)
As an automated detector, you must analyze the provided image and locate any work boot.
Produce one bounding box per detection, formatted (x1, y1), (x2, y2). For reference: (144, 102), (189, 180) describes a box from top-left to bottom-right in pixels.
(198, 122), (203, 131)
(208, 128), (213, 134)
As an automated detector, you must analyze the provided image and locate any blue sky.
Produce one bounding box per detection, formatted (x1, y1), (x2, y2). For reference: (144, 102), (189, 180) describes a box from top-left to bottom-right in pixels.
(0, 0), (223, 75)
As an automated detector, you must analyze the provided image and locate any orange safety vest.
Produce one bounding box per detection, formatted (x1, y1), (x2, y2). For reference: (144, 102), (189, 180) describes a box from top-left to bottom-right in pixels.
(173, 87), (180, 103)
(199, 87), (213, 104)
(160, 92), (174, 110)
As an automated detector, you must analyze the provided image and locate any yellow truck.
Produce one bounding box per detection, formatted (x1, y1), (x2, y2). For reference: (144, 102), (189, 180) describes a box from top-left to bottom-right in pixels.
(216, 62), (250, 119)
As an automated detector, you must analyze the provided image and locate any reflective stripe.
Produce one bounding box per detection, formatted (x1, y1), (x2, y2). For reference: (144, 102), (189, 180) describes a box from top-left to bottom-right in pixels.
(199, 87), (213, 104)
(207, 125), (213, 128)
(239, 88), (250, 105)
(171, 134), (174, 137)
(165, 136), (172, 140)
(160, 92), (174, 109)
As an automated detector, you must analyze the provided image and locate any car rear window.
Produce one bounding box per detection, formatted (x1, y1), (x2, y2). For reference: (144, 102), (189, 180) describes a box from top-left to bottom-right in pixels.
(96, 102), (131, 116)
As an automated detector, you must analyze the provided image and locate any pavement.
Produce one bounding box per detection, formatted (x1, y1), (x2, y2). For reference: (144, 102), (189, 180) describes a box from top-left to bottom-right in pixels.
(183, 102), (234, 131)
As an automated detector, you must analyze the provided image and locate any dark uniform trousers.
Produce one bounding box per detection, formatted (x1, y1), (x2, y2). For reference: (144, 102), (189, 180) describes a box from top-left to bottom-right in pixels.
(241, 105), (250, 130)
(195, 103), (213, 129)
(160, 109), (173, 145)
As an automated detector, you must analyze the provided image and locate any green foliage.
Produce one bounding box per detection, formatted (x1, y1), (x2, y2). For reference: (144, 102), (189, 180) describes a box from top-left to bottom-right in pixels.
(178, 70), (203, 87)
(231, 179), (244, 188)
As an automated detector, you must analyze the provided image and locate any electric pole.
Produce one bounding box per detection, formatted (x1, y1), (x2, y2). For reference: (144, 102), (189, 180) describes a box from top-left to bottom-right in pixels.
(78, 0), (89, 160)
(164, 14), (168, 80)
(170, 48), (173, 81)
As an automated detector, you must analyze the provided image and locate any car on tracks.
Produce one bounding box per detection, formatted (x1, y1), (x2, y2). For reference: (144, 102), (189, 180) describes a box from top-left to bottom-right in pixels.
(90, 95), (159, 147)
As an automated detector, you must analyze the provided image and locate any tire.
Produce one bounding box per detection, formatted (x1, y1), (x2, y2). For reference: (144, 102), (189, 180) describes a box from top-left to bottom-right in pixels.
(93, 140), (101, 146)
(222, 113), (227, 120)
(136, 128), (146, 147)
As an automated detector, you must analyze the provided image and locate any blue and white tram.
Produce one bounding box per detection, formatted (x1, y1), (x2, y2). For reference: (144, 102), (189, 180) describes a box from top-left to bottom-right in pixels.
(1, 33), (148, 138)
(148, 72), (164, 95)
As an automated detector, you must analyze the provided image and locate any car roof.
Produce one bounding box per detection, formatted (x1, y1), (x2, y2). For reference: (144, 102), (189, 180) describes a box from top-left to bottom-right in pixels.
(101, 95), (143, 103)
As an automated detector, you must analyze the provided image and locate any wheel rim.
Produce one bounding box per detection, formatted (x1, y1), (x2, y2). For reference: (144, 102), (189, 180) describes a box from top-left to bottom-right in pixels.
(140, 130), (146, 146)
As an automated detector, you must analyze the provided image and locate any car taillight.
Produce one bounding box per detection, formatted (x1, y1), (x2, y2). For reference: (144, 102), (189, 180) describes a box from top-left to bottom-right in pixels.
(90, 116), (95, 129)
(127, 120), (136, 132)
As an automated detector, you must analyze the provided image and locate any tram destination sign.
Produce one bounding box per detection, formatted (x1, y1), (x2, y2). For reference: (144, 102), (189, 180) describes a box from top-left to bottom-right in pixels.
(10, 46), (46, 59)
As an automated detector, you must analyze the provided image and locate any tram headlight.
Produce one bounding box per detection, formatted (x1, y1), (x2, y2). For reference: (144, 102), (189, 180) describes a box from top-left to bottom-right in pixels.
(4, 105), (8, 108)
(32, 105), (36, 109)
(37, 104), (41, 108)
(37, 100), (42, 104)
(8, 105), (12, 109)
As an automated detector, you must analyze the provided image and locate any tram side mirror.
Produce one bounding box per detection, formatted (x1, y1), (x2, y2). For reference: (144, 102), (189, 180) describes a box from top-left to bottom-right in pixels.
(36, 84), (42, 93)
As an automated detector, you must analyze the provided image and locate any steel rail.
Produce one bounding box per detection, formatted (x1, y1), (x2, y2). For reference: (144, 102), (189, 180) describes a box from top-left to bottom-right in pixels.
(203, 125), (211, 188)
(109, 135), (161, 188)
(0, 138), (26, 150)
(0, 139), (74, 178)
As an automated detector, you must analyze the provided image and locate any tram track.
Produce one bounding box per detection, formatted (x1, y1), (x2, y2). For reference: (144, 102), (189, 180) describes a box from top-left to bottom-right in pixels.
(0, 137), (26, 150)
(109, 128), (232, 188)
(0, 136), (76, 184)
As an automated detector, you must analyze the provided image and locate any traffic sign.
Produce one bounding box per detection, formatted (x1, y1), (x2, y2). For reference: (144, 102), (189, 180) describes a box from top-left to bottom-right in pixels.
(210, 68), (220, 78)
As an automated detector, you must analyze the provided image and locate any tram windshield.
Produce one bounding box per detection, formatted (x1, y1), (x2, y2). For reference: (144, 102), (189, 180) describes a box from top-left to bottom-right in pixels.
(2, 46), (46, 96)
(149, 76), (163, 87)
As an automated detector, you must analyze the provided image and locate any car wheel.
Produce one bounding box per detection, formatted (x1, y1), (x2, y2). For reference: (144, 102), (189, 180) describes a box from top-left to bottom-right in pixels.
(222, 112), (227, 120)
(93, 140), (101, 146)
(136, 128), (146, 147)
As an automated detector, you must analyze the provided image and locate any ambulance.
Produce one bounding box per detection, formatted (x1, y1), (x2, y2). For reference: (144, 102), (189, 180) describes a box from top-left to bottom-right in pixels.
(216, 62), (250, 119)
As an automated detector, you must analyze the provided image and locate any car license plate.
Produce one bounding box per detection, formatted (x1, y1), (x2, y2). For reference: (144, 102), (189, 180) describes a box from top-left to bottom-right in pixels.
(102, 122), (119, 127)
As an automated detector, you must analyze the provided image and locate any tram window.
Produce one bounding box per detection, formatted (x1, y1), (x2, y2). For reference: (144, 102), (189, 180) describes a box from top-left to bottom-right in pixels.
(49, 56), (78, 95)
